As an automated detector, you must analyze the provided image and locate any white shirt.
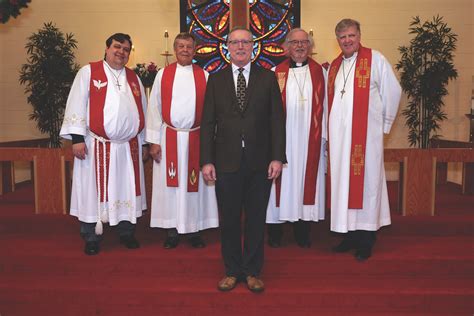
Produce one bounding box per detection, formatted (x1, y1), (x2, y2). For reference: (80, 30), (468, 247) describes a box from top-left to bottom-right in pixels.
(231, 62), (250, 91)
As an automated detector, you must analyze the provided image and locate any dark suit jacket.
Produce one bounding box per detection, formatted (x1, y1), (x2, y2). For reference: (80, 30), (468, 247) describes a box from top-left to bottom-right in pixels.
(200, 64), (286, 173)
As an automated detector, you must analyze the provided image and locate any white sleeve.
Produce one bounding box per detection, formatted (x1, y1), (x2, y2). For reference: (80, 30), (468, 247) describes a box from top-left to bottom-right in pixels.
(145, 68), (164, 144)
(59, 65), (91, 139)
(374, 51), (402, 134)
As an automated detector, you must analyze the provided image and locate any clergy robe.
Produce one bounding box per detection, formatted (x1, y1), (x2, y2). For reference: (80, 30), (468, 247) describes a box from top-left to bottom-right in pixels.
(266, 63), (327, 223)
(328, 49), (401, 233)
(146, 63), (219, 234)
(60, 62), (147, 226)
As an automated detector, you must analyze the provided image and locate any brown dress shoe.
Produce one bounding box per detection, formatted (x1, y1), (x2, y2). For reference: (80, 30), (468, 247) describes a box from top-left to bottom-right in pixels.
(246, 276), (265, 293)
(217, 276), (238, 292)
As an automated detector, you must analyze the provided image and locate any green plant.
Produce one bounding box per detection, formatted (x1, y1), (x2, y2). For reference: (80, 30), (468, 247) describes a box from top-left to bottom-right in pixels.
(19, 22), (80, 148)
(0, 0), (31, 24)
(396, 15), (458, 148)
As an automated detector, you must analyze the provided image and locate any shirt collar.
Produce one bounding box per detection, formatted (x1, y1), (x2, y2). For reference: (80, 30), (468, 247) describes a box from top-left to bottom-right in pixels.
(232, 62), (251, 74)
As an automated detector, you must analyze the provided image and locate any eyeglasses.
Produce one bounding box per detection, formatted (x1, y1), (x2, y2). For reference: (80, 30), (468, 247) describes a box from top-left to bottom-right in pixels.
(288, 40), (310, 46)
(228, 40), (253, 47)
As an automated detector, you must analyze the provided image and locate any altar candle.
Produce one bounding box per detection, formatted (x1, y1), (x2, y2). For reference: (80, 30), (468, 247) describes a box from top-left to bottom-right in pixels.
(164, 30), (169, 52)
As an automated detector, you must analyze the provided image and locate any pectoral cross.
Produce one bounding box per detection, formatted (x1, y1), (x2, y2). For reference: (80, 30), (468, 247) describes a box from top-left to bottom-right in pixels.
(115, 81), (122, 90)
(340, 89), (345, 98)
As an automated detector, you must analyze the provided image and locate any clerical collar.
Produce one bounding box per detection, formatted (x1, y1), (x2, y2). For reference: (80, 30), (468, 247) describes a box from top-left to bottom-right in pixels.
(290, 60), (308, 68)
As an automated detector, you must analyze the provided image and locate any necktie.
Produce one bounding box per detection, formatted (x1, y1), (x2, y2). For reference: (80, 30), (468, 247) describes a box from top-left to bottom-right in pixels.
(236, 67), (246, 112)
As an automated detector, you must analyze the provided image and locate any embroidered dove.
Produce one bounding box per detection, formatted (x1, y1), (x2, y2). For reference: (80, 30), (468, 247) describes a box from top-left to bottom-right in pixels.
(93, 80), (108, 90)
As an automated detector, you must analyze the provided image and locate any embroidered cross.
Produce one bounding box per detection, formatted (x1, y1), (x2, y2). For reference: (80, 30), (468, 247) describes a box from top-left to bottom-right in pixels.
(356, 58), (370, 88)
(351, 144), (365, 176)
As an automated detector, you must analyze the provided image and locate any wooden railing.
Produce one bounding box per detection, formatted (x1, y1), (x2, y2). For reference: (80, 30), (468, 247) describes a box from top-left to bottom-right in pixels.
(385, 148), (474, 216)
(0, 146), (473, 216)
(0, 138), (50, 194)
(430, 139), (474, 195)
(0, 147), (71, 214)
(0, 144), (154, 215)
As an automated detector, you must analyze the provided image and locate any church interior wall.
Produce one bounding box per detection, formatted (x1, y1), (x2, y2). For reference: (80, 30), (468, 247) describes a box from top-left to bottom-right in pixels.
(0, 0), (472, 183)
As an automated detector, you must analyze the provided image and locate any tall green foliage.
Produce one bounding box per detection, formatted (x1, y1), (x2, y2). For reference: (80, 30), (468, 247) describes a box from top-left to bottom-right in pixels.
(19, 22), (80, 148)
(396, 15), (458, 148)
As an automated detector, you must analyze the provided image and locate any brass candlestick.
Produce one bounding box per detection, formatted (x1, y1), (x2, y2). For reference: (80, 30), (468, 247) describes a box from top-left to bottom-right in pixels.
(161, 30), (172, 66)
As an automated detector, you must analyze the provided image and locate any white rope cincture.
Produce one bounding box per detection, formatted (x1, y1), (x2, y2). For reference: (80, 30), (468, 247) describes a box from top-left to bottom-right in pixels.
(90, 131), (130, 235)
(102, 135), (108, 224)
(94, 136), (103, 235)
(90, 131), (113, 235)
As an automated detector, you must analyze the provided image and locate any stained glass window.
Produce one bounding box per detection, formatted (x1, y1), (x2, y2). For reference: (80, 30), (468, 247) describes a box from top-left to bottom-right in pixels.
(180, 0), (300, 73)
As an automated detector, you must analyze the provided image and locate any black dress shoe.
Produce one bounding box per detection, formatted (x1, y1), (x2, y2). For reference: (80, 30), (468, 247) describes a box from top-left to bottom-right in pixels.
(163, 236), (180, 249)
(119, 235), (140, 249)
(84, 241), (100, 255)
(267, 237), (282, 248)
(188, 236), (206, 248)
(355, 248), (372, 261)
(332, 239), (355, 253)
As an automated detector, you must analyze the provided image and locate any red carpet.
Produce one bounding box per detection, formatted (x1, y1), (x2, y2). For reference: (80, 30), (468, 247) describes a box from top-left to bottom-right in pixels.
(0, 182), (473, 315)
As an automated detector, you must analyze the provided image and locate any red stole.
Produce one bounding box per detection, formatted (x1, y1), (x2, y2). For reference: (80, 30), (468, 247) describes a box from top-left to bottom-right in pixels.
(89, 60), (145, 201)
(274, 58), (325, 206)
(327, 45), (372, 209)
(161, 62), (206, 192)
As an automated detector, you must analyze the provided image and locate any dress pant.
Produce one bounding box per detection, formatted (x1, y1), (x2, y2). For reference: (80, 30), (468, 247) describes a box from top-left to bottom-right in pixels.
(216, 150), (272, 278)
(80, 220), (136, 242)
(268, 220), (310, 242)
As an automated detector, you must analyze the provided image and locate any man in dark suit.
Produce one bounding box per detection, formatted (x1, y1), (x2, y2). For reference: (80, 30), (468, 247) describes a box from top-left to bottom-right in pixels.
(200, 27), (286, 293)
